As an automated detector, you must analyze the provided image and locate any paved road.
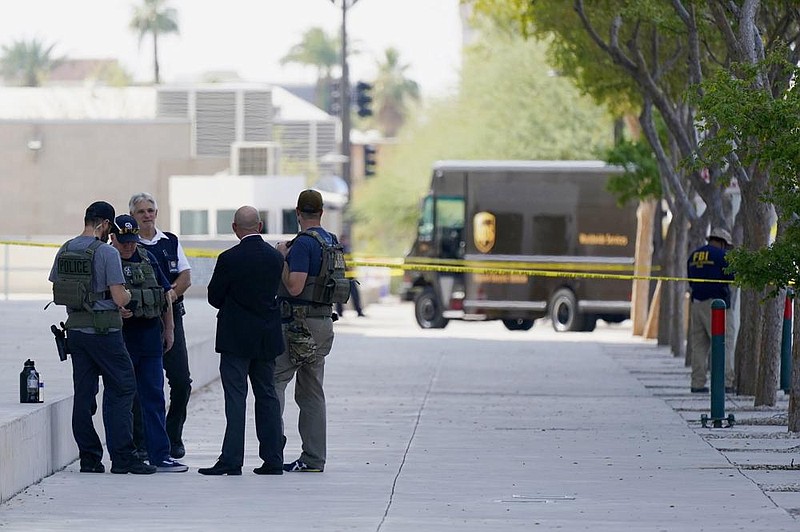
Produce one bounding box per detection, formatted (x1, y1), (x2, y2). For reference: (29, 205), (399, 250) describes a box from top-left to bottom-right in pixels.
(0, 301), (797, 531)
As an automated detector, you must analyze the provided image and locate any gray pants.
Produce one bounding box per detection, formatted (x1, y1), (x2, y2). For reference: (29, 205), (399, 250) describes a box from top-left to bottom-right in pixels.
(689, 298), (735, 388)
(275, 316), (334, 469)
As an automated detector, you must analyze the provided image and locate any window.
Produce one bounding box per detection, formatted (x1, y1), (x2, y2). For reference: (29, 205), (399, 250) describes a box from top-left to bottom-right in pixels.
(216, 210), (236, 235)
(282, 209), (299, 234)
(418, 196), (434, 242)
(180, 210), (208, 235)
(259, 211), (269, 234)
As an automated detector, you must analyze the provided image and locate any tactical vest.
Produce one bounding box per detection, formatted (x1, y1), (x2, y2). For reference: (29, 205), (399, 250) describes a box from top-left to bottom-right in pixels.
(122, 247), (167, 319)
(279, 230), (351, 306)
(52, 239), (122, 332)
(140, 232), (183, 303)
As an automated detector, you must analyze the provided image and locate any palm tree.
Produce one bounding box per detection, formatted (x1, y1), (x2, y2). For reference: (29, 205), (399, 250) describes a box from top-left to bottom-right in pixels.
(280, 27), (340, 110)
(129, 0), (179, 84)
(0, 39), (63, 87)
(372, 47), (420, 137)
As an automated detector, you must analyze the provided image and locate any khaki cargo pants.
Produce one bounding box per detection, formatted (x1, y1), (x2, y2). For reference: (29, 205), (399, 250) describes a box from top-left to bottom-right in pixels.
(275, 312), (334, 470)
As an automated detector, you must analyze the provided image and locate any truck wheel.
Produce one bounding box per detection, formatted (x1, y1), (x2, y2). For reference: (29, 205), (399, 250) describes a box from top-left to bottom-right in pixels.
(502, 318), (534, 331)
(415, 289), (449, 329)
(549, 289), (584, 332)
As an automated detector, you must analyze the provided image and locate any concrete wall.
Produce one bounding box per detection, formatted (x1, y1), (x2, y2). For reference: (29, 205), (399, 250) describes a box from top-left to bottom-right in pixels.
(0, 120), (192, 236)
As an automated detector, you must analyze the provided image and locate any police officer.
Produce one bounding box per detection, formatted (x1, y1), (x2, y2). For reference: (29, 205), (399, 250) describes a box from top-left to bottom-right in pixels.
(110, 214), (188, 473)
(129, 192), (193, 459)
(687, 227), (736, 393)
(275, 190), (336, 473)
(49, 201), (155, 474)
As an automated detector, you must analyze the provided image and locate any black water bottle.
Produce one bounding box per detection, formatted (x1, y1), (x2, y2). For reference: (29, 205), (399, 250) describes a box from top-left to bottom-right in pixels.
(20, 359), (40, 403)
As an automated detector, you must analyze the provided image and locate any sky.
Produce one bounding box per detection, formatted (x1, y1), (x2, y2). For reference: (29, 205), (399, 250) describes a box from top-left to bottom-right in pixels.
(0, 0), (464, 98)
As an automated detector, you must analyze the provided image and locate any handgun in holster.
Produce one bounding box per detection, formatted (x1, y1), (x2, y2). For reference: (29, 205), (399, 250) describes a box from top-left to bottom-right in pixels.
(50, 322), (69, 362)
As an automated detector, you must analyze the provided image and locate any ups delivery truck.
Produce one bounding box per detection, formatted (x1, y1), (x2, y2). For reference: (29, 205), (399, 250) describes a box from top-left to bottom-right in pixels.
(402, 160), (637, 332)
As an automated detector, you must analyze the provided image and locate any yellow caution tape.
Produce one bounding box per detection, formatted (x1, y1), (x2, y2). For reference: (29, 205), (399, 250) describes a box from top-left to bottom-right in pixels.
(0, 240), (730, 284)
(0, 240), (61, 249)
(347, 257), (732, 284)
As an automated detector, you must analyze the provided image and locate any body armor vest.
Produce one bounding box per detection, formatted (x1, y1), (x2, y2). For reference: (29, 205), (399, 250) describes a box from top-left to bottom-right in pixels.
(278, 230), (350, 306)
(53, 238), (121, 332)
(122, 247), (167, 319)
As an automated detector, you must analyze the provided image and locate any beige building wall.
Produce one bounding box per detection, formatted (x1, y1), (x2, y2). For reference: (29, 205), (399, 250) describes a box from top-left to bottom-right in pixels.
(0, 119), (194, 236)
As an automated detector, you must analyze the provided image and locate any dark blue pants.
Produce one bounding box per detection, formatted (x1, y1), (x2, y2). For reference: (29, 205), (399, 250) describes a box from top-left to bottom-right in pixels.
(128, 354), (171, 464)
(163, 305), (192, 445)
(133, 305), (192, 451)
(69, 330), (136, 466)
(219, 355), (283, 468)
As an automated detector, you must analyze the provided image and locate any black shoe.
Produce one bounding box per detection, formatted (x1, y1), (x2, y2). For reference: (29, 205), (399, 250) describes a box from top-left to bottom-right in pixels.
(198, 461), (242, 476)
(133, 448), (149, 462)
(170, 442), (186, 459)
(690, 387), (709, 393)
(253, 463), (284, 475)
(111, 460), (157, 475)
(79, 461), (105, 473)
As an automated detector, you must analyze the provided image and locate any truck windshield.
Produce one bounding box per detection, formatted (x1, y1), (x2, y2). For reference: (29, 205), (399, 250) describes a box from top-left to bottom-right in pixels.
(418, 195), (465, 257)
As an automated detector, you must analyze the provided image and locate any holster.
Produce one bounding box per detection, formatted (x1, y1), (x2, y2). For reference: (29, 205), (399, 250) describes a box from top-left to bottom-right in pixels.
(50, 323), (69, 362)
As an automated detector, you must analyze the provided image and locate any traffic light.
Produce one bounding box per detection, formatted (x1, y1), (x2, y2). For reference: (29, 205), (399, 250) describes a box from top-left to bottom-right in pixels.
(364, 144), (377, 177)
(355, 81), (373, 117)
(328, 78), (342, 116)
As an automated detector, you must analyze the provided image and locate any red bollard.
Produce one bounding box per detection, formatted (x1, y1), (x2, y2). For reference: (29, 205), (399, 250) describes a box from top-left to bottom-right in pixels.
(701, 299), (735, 428)
(780, 289), (794, 392)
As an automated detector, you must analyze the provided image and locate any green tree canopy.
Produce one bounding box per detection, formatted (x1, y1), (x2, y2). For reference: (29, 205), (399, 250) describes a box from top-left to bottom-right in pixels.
(0, 39), (63, 87)
(369, 47), (420, 137)
(280, 27), (340, 110)
(129, 0), (179, 84)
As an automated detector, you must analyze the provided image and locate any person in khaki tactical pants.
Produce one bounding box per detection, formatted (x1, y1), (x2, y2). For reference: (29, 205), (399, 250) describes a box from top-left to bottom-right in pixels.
(275, 190), (336, 473)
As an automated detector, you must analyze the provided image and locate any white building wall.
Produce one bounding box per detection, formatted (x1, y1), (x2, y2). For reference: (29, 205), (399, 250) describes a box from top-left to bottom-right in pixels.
(168, 175), (305, 239)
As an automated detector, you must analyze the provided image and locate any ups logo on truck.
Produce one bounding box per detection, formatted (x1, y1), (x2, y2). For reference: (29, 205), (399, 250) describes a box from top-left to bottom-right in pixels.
(474, 211), (496, 253)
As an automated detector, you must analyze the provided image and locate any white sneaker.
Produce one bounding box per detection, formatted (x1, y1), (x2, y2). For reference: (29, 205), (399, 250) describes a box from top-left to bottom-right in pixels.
(154, 459), (188, 473)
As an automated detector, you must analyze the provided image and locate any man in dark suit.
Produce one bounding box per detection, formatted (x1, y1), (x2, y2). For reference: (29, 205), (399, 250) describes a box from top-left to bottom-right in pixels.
(199, 206), (285, 476)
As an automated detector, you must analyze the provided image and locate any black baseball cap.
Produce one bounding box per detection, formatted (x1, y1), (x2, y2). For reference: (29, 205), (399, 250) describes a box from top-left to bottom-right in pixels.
(297, 189), (323, 213)
(85, 201), (116, 222)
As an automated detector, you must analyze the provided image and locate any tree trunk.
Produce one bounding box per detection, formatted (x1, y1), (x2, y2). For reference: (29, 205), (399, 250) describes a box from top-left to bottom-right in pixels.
(789, 297), (800, 432)
(632, 200), (655, 336)
(684, 215), (708, 366)
(657, 216), (677, 346)
(735, 177), (773, 395)
(736, 289), (763, 395)
(754, 293), (783, 406)
(153, 31), (160, 85)
(669, 212), (689, 359)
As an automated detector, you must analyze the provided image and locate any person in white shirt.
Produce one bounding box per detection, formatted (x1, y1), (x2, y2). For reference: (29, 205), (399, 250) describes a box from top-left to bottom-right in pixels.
(129, 192), (193, 460)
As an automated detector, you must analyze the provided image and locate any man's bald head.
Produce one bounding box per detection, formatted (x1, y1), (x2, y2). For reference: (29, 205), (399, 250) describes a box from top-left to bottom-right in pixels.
(233, 206), (261, 236)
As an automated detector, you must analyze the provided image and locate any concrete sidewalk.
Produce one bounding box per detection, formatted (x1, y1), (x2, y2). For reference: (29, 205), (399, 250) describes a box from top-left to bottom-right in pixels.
(1, 299), (798, 530)
(0, 296), (220, 503)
